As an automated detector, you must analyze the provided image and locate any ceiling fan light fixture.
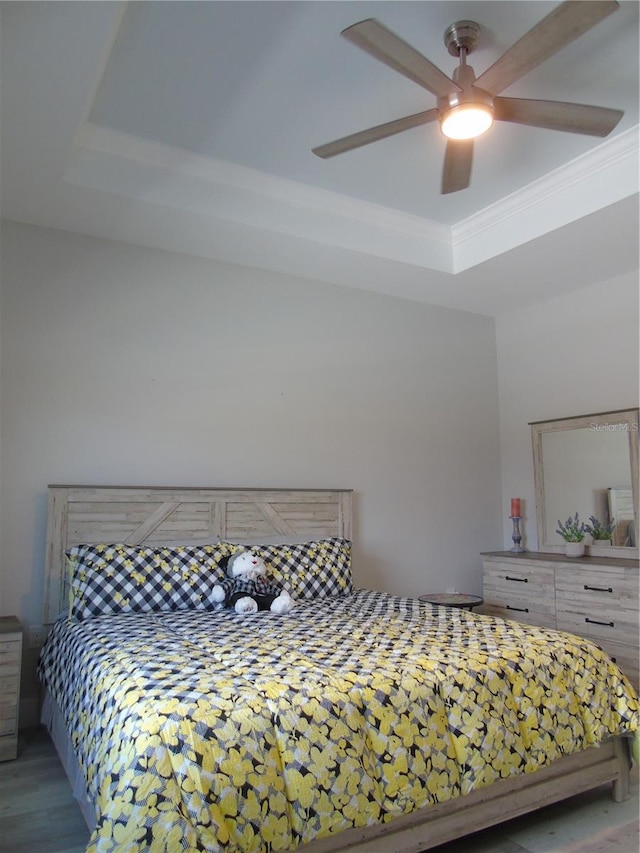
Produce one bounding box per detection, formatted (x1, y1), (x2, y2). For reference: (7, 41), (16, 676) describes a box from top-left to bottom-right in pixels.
(440, 103), (494, 140)
(317, 5), (624, 192)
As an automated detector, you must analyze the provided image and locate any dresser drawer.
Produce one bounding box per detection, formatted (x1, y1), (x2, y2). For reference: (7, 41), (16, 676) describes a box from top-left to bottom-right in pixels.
(0, 736), (18, 762)
(483, 559), (555, 626)
(556, 566), (639, 645)
(0, 617), (22, 761)
(0, 671), (20, 739)
(0, 641), (21, 676)
(0, 698), (18, 735)
(481, 602), (556, 629)
(0, 673), (19, 697)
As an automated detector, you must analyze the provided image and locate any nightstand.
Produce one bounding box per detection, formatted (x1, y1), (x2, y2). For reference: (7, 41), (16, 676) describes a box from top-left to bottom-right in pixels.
(419, 593), (484, 611)
(0, 616), (22, 761)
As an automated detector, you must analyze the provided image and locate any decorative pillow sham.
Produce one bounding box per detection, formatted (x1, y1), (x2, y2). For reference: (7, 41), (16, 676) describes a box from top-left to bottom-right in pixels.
(222, 538), (353, 600)
(67, 543), (236, 621)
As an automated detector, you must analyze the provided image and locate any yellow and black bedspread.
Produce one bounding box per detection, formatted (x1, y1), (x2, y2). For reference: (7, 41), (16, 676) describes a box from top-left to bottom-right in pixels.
(38, 590), (638, 853)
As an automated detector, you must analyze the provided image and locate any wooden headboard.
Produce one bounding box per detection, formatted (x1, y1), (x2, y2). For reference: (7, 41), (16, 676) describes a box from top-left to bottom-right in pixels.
(44, 485), (353, 624)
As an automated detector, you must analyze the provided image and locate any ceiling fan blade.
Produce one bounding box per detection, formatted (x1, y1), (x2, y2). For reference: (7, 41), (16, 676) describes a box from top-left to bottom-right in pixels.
(442, 140), (473, 194)
(494, 97), (623, 136)
(341, 18), (460, 98)
(475, 0), (619, 96)
(312, 109), (439, 159)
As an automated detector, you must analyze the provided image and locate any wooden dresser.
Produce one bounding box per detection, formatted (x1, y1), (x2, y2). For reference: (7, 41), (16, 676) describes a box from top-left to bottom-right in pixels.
(482, 551), (639, 690)
(0, 616), (22, 761)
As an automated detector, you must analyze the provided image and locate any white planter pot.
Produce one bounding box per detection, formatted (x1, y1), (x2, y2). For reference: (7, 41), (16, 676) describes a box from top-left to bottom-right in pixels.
(564, 541), (585, 558)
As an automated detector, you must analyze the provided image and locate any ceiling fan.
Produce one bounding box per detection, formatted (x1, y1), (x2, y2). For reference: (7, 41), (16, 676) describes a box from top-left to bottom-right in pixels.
(312, 0), (624, 194)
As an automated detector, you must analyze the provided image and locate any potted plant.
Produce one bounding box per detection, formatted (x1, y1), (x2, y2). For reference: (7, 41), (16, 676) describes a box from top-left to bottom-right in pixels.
(584, 515), (615, 546)
(556, 513), (586, 557)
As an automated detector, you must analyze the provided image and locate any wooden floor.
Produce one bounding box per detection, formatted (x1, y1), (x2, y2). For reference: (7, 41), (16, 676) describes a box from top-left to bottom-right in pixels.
(0, 728), (88, 853)
(0, 727), (637, 853)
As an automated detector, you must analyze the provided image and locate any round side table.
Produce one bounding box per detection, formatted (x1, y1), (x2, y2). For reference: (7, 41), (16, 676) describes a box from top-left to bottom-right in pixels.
(419, 593), (484, 611)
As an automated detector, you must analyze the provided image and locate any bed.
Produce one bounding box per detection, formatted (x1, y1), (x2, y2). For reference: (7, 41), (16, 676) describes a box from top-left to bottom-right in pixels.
(38, 485), (638, 853)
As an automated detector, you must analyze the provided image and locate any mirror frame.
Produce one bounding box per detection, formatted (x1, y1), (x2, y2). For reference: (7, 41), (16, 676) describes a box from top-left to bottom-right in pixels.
(531, 408), (639, 560)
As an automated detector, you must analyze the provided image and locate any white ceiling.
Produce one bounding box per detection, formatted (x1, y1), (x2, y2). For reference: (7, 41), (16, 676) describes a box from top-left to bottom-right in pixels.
(1, 0), (638, 316)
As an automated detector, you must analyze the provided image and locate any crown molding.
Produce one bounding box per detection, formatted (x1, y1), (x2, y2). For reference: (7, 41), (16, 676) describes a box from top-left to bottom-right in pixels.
(451, 126), (640, 272)
(66, 122), (639, 279)
(68, 123), (454, 273)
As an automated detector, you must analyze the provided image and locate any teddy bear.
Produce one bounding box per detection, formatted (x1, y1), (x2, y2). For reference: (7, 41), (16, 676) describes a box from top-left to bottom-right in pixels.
(212, 550), (296, 615)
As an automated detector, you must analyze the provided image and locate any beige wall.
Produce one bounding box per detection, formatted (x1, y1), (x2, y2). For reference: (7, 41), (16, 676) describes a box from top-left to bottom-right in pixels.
(1, 221), (502, 720)
(496, 270), (639, 551)
(4, 222), (638, 725)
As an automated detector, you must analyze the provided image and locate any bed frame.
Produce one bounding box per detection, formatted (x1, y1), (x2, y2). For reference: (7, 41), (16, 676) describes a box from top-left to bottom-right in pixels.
(43, 484), (633, 853)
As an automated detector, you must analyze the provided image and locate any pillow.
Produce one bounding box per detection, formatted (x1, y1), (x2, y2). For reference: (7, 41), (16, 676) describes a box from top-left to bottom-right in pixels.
(66, 542), (236, 620)
(222, 538), (353, 600)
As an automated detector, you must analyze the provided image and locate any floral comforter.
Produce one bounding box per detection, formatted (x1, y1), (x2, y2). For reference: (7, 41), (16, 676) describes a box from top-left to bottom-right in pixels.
(37, 589), (638, 853)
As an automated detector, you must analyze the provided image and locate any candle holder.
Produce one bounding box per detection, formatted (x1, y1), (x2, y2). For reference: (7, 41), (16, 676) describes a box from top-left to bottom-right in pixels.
(509, 516), (525, 553)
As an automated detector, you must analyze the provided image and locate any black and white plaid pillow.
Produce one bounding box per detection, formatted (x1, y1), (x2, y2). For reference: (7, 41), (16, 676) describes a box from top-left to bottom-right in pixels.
(67, 543), (235, 620)
(233, 538), (353, 600)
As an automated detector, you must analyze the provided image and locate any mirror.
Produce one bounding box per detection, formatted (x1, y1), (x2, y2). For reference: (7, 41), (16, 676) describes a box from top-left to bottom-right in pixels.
(531, 409), (639, 559)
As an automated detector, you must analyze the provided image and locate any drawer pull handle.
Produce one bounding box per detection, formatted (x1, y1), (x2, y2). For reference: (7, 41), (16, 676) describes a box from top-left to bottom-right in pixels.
(584, 585), (613, 593)
(505, 576), (528, 583)
(585, 618), (614, 627)
(506, 606), (529, 613)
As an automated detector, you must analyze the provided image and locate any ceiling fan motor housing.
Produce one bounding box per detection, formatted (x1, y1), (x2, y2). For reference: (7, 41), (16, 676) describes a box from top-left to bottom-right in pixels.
(437, 64), (494, 122)
(444, 20), (481, 57)
(439, 22), (494, 129)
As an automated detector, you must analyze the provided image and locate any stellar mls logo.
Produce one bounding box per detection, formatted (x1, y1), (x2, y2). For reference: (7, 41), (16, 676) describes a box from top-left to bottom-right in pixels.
(589, 421), (638, 432)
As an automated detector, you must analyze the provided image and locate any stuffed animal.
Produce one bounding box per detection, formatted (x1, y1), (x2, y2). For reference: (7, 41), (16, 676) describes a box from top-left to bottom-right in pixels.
(212, 550), (296, 615)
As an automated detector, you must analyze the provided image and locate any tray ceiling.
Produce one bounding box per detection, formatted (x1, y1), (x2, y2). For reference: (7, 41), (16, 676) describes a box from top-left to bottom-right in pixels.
(1, 1), (638, 315)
